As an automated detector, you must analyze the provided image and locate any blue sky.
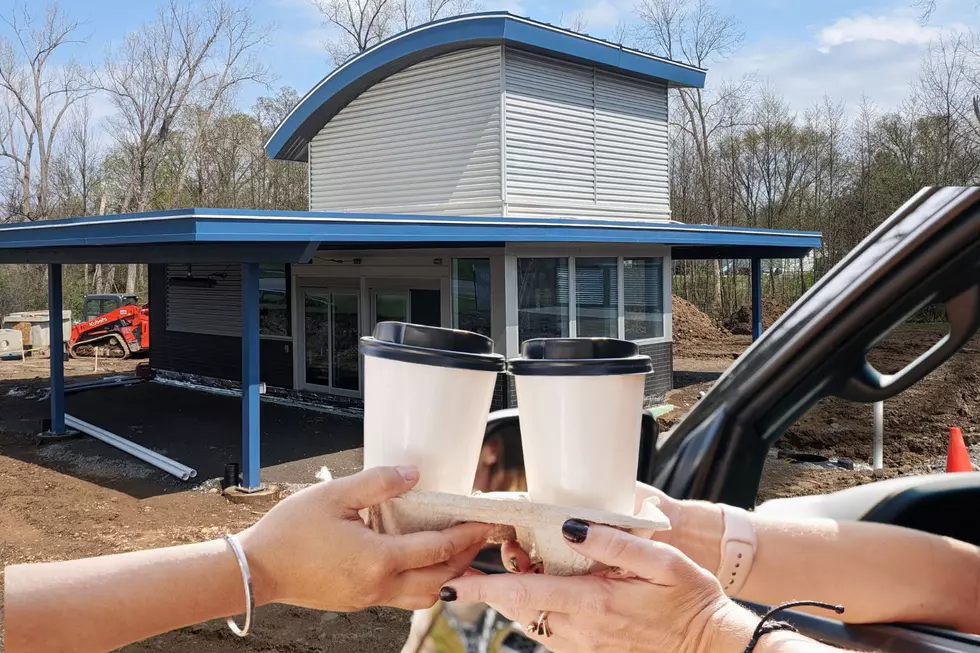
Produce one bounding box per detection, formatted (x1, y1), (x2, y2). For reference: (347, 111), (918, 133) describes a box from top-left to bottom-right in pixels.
(39, 0), (980, 117)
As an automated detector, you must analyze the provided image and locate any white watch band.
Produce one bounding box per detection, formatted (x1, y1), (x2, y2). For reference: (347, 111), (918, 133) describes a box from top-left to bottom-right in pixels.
(716, 504), (757, 597)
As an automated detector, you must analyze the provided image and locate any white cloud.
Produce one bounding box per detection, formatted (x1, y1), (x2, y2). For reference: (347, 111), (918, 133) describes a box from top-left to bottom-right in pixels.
(580, 0), (623, 30)
(708, 4), (972, 115)
(494, 0), (527, 15)
(817, 14), (940, 53)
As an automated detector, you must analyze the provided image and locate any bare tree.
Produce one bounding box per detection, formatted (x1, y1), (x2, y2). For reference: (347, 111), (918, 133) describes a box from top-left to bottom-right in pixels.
(556, 11), (589, 33)
(99, 0), (270, 293)
(391, 0), (481, 32)
(0, 2), (91, 221)
(634, 0), (745, 313)
(313, 0), (480, 66)
(313, 0), (393, 66)
(168, 2), (272, 207)
(50, 98), (101, 217)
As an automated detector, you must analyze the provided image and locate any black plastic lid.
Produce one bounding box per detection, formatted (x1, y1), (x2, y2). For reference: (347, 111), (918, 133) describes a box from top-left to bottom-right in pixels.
(508, 338), (653, 376)
(360, 321), (506, 372)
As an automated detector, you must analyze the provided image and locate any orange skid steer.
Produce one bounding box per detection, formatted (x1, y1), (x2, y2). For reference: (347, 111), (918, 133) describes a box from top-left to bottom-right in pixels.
(69, 304), (149, 359)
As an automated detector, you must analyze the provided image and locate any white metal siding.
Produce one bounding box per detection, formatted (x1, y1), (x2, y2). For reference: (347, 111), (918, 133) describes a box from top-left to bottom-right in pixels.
(166, 264), (241, 336)
(595, 71), (669, 215)
(504, 51), (596, 205)
(503, 49), (670, 220)
(309, 47), (503, 215)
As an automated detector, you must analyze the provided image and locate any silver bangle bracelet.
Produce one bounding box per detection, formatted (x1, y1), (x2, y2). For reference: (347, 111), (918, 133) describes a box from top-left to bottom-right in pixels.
(223, 533), (254, 637)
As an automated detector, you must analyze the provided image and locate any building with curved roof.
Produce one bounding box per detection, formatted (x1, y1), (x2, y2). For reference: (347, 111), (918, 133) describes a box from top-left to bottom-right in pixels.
(0, 13), (819, 489)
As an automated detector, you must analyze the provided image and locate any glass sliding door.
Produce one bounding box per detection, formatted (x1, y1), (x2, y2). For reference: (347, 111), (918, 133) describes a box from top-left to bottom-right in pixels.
(304, 290), (332, 387)
(303, 289), (360, 394)
(452, 258), (491, 337)
(331, 293), (360, 391)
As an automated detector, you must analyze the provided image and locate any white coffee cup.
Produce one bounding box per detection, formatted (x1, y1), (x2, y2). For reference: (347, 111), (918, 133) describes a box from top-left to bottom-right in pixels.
(360, 322), (506, 495)
(509, 338), (652, 515)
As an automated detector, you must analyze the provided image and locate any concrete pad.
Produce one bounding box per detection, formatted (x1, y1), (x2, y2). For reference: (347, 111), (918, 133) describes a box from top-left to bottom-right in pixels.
(223, 484), (280, 507)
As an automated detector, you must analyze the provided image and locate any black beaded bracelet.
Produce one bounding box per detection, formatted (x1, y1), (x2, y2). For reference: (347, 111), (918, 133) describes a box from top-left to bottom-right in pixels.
(743, 601), (845, 652)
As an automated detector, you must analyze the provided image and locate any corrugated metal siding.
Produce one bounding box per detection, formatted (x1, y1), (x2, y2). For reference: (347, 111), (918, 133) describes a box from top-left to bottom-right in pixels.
(150, 264), (294, 387)
(503, 49), (670, 220)
(165, 264), (242, 337)
(309, 47), (503, 215)
(595, 71), (669, 215)
(504, 51), (596, 205)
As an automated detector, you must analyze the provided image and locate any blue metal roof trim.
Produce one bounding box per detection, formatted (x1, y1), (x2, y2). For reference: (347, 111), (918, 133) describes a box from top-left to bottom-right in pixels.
(0, 208), (821, 253)
(264, 12), (707, 162)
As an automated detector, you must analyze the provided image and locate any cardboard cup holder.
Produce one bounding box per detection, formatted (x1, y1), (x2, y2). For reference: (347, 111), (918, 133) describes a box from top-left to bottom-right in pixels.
(363, 490), (671, 576)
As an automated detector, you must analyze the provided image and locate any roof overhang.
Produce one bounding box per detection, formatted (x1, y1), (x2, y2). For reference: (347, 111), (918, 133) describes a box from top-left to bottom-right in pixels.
(265, 12), (707, 162)
(0, 209), (821, 264)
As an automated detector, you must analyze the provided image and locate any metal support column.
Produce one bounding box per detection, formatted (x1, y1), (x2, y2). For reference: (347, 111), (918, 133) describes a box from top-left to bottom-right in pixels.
(241, 262), (262, 490)
(48, 264), (66, 434)
(751, 258), (763, 341)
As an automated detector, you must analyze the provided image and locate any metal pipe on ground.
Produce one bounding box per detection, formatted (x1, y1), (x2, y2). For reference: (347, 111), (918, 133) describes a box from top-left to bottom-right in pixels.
(64, 414), (198, 481)
(65, 376), (143, 394)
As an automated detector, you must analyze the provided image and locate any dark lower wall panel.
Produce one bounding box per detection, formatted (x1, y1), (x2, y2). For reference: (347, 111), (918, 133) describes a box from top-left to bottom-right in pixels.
(491, 374), (508, 412)
(638, 341), (672, 405)
(148, 264), (293, 388)
(503, 341), (673, 409)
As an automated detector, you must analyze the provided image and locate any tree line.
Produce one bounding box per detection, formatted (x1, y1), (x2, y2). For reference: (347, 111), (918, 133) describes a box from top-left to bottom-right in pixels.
(1, 0), (977, 323)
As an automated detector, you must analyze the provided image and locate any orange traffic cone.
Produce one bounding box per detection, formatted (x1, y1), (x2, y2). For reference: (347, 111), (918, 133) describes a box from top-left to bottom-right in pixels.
(946, 427), (973, 473)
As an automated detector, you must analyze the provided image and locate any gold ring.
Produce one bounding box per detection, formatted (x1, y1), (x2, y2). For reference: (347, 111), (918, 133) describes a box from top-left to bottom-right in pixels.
(524, 611), (552, 637)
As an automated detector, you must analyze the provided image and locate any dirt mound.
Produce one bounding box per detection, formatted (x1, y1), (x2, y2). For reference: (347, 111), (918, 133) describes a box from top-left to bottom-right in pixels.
(672, 296), (728, 342)
(723, 299), (789, 335)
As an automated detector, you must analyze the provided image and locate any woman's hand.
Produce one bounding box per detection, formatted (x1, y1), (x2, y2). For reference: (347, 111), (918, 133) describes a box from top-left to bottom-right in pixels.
(445, 520), (753, 653)
(502, 482), (724, 575)
(239, 465), (490, 612)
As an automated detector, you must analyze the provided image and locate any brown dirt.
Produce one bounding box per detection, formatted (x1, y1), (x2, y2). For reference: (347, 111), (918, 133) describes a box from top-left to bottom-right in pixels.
(672, 296), (729, 342)
(723, 298), (790, 335)
(672, 296), (753, 361)
(2, 323), (977, 651)
(668, 324), (980, 500)
(0, 361), (411, 652)
(780, 325), (980, 468)
(0, 353), (141, 383)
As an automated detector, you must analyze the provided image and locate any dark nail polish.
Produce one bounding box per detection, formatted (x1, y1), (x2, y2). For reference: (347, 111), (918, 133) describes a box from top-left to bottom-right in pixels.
(562, 519), (589, 544)
(439, 587), (457, 602)
(508, 557), (519, 572)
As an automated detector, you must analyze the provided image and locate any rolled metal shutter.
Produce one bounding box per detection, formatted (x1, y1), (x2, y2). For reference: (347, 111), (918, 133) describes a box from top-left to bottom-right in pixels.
(595, 71), (670, 216)
(165, 264), (242, 336)
(503, 48), (671, 220)
(504, 50), (596, 207)
(309, 47), (503, 216)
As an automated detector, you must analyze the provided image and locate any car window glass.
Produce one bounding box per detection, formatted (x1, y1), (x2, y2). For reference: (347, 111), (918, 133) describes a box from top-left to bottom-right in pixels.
(664, 299), (974, 505)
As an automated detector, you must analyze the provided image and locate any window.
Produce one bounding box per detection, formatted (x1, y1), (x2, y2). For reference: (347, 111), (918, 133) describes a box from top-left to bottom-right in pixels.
(624, 257), (664, 340)
(259, 263), (289, 337)
(518, 258), (569, 342)
(575, 257), (618, 338)
(452, 259), (492, 337)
